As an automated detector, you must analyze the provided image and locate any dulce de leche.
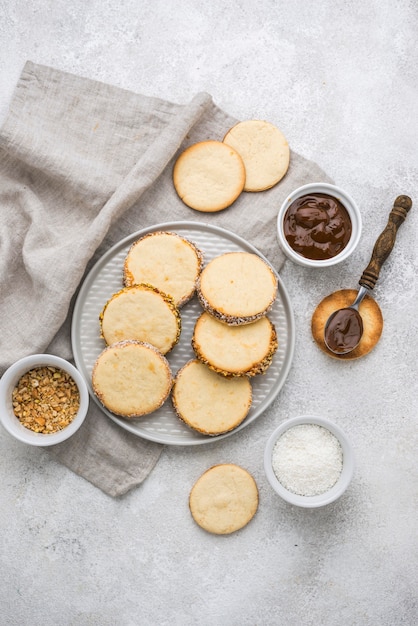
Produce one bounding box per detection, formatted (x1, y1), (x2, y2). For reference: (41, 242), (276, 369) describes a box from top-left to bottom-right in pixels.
(283, 193), (352, 260)
(324, 308), (363, 354)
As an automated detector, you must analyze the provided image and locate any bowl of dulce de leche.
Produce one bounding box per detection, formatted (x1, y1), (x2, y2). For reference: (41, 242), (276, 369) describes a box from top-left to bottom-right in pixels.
(277, 183), (362, 267)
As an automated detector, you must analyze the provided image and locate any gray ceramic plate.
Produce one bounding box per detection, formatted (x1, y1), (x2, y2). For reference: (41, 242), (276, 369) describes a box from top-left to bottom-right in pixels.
(71, 221), (295, 446)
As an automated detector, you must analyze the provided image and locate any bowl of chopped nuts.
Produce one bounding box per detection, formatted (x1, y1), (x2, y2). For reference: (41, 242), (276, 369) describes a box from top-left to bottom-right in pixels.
(0, 354), (89, 446)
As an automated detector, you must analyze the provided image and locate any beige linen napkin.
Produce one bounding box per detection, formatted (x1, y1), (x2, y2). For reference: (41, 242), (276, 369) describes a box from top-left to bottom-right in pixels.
(0, 61), (331, 496)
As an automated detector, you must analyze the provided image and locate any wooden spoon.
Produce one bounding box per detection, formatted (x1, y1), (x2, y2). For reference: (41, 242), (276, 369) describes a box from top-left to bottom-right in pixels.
(324, 195), (412, 355)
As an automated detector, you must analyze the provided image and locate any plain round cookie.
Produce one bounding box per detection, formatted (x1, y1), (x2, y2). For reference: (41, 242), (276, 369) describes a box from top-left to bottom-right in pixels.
(197, 252), (278, 324)
(172, 359), (252, 435)
(100, 284), (181, 354)
(192, 311), (278, 377)
(173, 140), (246, 212)
(311, 289), (384, 360)
(92, 340), (173, 417)
(123, 231), (203, 307)
(189, 464), (259, 534)
(223, 120), (290, 191)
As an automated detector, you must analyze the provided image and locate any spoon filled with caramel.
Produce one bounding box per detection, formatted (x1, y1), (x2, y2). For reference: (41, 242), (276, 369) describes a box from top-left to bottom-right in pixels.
(324, 195), (412, 355)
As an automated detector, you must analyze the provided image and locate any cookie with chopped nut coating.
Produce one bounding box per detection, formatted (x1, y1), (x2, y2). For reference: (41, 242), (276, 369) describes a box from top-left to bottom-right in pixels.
(192, 312), (278, 377)
(100, 284), (181, 355)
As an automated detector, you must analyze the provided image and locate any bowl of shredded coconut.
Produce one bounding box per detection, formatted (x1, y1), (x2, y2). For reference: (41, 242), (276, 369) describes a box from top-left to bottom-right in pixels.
(264, 415), (354, 507)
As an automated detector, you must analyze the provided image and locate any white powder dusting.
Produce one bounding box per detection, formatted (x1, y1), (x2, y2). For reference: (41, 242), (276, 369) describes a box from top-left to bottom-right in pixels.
(272, 424), (343, 496)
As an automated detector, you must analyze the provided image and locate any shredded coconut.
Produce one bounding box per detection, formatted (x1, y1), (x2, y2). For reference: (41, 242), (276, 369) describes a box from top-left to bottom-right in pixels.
(272, 424), (343, 496)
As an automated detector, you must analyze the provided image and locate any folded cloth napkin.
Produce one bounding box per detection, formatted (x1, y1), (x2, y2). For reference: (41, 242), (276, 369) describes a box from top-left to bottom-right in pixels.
(0, 61), (332, 496)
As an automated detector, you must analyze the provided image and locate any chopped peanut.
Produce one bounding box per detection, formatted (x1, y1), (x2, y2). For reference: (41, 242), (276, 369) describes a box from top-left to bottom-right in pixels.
(12, 366), (80, 434)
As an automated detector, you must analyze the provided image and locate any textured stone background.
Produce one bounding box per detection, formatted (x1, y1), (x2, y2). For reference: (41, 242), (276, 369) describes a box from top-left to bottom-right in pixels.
(1, 2), (417, 625)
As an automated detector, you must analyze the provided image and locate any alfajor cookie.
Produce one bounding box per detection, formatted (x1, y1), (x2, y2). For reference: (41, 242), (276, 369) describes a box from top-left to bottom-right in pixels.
(311, 289), (384, 360)
(172, 359), (252, 435)
(196, 252), (278, 325)
(192, 311), (278, 377)
(100, 284), (181, 355)
(173, 140), (246, 212)
(223, 119), (290, 191)
(189, 463), (259, 535)
(92, 340), (173, 417)
(123, 231), (203, 307)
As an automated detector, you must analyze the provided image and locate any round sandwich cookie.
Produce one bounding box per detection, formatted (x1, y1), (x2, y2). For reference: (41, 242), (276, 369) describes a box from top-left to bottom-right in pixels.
(311, 289), (384, 360)
(100, 284), (181, 354)
(189, 463), (259, 535)
(123, 231), (203, 307)
(173, 140), (246, 212)
(197, 251), (278, 325)
(192, 311), (278, 377)
(92, 340), (173, 418)
(223, 119), (290, 191)
(172, 359), (252, 435)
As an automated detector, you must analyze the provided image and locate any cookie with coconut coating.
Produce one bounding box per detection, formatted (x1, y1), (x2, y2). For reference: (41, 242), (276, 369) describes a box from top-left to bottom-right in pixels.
(124, 231), (203, 307)
(196, 252), (278, 325)
(92, 340), (173, 418)
(172, 359), (252, 435)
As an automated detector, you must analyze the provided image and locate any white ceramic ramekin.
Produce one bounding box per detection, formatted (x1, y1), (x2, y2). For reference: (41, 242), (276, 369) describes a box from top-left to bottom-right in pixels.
(264, 415), (354, 508)
(277, 182), (362, 267)
(0, 354), (89, 446)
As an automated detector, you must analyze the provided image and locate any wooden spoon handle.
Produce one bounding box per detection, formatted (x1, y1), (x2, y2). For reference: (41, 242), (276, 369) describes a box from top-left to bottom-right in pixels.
(359, 195), (412, 290)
